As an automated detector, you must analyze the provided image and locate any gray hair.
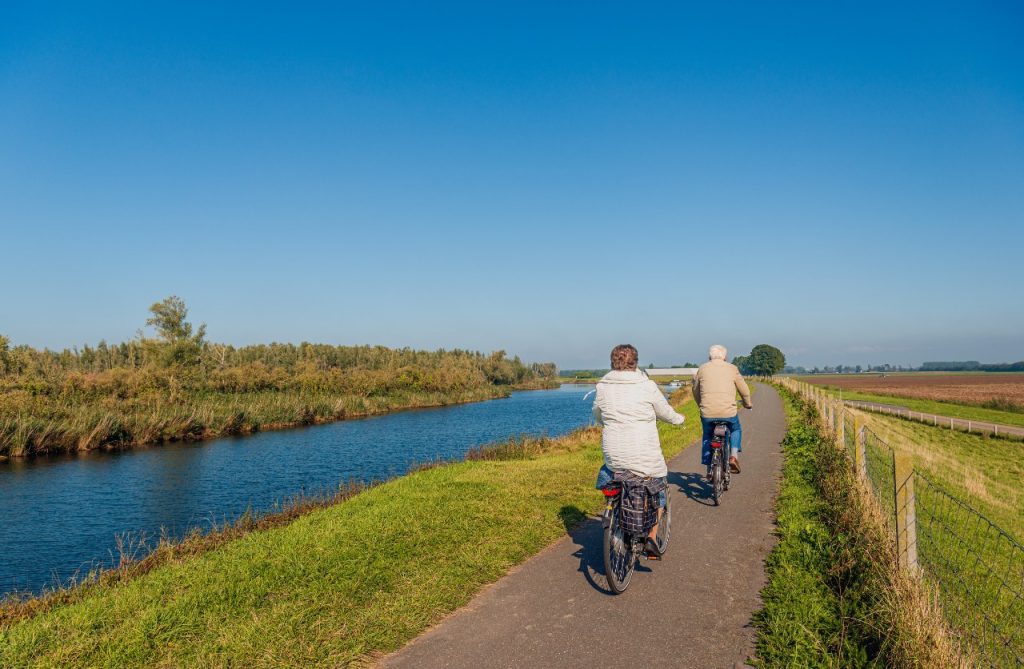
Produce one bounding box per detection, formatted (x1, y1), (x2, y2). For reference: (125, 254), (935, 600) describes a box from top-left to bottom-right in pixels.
(708, 344), (728, 361)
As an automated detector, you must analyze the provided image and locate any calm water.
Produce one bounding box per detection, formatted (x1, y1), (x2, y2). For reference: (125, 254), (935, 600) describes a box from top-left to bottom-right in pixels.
(0, 384), (597, 596)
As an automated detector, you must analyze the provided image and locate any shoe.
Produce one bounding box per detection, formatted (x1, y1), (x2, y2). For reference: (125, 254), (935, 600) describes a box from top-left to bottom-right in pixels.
(645, 537), (663, 560)
(705, 471), (713, 482)
(729, 456), (741, 473)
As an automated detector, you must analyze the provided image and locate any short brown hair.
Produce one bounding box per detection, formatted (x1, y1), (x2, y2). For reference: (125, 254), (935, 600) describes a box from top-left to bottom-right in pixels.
(610, 344), (638, 371)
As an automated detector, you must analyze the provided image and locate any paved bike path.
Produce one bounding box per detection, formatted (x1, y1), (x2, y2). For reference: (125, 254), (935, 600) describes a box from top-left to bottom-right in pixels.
(378, 384), (787, 669)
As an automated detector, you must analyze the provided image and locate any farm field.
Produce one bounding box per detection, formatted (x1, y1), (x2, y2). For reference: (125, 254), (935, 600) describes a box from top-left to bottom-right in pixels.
(801, 373), (1024, 429)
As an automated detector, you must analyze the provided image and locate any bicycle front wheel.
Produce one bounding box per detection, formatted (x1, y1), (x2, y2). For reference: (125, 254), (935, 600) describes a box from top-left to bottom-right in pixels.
(603, 505), (634, 593)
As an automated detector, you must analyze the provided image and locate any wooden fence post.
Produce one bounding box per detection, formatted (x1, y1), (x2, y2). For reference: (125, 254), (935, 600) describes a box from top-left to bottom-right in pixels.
(854, 419), (865, 477)
(838, 406), (845, 446)
(894, 453), (919, 573)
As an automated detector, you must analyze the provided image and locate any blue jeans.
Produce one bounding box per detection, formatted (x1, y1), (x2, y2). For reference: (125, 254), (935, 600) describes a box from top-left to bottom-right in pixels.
(595, 465), (667, 508)
(701, 415), (742, 467)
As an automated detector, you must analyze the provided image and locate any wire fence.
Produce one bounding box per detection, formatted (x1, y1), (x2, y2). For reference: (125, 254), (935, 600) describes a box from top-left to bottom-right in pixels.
(842, 413), (856, 463)
(862, 428), (896, 541)
(914, 470), (1024, 668)
(780, 378), (1024, 667)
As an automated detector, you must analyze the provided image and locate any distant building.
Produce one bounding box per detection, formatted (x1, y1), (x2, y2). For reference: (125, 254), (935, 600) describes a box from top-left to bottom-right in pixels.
(644, 367), (698, 377)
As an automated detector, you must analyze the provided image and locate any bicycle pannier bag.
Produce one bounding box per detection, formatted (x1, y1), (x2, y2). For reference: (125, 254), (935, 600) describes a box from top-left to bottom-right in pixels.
(612, 471), (667, 535)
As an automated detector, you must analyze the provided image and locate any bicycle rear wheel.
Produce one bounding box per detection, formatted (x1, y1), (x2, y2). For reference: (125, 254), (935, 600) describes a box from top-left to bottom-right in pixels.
(655, 487), (672, 555)
(711, 451), (724, 505)
(603, 504), (635, 593)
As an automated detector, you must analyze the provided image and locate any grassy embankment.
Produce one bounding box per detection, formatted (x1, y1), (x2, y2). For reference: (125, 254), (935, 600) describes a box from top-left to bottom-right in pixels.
(754, 386), (962, 668)
(0, 393), (699, 667)
(853, 409), (1023, 543)
(805, 384), (1024, 429)
(0, 385), (514, 460)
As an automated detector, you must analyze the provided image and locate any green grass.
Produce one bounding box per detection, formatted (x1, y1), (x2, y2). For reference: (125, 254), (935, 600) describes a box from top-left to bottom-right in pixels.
(858, 412), (1023, 541)
(815, 388), (1024, 429)
(0, 398), (700, 667)
(754, 389), (882, 667)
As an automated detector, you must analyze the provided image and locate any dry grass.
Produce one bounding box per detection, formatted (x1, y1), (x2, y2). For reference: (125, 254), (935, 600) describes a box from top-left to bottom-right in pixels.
(0, 386), (510, 459)
(852, 472), (971, 668)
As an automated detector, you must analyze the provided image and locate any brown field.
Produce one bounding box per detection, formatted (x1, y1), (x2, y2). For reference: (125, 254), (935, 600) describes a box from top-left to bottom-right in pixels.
(801, 373), (1024, 406)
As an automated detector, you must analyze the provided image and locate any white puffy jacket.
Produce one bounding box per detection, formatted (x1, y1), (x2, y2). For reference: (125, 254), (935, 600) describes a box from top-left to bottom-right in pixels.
(592, 369), (686, 478)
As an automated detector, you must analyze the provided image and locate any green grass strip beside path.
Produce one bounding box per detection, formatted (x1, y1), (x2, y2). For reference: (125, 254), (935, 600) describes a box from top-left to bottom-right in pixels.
(755, 387), (891, 667)
(1, 400), (699, 668)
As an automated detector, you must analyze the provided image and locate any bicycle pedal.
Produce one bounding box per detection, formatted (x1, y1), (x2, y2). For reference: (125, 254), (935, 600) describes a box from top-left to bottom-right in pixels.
(644, 553), (662, 561)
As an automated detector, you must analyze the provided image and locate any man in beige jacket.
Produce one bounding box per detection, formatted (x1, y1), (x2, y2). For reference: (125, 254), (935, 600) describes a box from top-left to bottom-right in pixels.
(692, 344), (752, 477)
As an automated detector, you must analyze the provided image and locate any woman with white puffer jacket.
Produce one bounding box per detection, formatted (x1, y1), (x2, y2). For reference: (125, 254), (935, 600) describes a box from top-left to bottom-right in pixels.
(593, 344), (685, 556)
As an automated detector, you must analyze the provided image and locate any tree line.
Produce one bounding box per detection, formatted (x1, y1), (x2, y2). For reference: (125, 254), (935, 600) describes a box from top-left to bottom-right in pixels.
(0, 296), (558, 397)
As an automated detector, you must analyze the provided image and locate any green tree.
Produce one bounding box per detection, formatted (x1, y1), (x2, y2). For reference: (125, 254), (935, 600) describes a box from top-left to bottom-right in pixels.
(746, 344), (786, 377)
(144, 296), (206, 367)
(732, 355), (750, 374)
(147, 296), (204, 343)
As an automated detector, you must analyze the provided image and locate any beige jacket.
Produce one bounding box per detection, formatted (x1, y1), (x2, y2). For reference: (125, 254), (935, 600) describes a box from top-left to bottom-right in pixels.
(692, 359), (752, 418)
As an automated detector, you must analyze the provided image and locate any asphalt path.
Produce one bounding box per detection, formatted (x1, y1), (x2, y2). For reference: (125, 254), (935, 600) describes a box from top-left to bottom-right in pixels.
(378, 384), (787, 669)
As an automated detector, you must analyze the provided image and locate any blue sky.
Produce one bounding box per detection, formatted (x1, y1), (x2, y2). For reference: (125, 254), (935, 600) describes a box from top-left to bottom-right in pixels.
(1, 1), (1022, 368)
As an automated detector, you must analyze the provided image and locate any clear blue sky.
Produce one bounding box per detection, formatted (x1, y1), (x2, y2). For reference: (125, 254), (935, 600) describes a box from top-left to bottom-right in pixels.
(2, 2), (1022, 368)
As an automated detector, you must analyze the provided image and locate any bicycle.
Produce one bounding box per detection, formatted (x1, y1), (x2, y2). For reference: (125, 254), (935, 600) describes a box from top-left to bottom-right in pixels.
(708, 421), (732, 506)
(600, 477), (671, 594)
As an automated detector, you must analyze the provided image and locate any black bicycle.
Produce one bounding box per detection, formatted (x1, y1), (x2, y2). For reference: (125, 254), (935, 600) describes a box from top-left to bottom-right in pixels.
(600, 479), (671, 594)
(708, 421), (732, 505)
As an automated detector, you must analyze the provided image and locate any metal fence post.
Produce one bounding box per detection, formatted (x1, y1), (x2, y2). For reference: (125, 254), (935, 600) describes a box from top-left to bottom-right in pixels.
(894, 453), (919, 573)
